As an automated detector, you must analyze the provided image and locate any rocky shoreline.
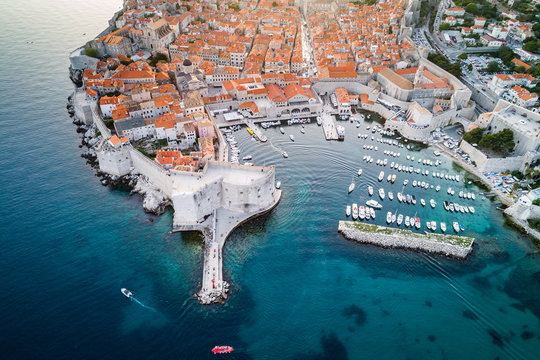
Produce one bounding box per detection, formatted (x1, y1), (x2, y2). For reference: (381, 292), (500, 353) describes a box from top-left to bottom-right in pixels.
(338, 221), (474, 260)
(67, 93), (171, 216)
(197, 281), (230, 305)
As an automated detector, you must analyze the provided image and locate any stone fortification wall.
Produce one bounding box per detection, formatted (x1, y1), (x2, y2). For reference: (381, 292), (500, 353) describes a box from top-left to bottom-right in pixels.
(460, 140), (526, 172)
(129, 148), (173, 197)
(338, 222), (474, 259)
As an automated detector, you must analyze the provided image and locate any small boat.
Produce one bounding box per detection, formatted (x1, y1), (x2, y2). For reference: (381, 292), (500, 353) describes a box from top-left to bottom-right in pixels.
(434, 150), (441, 156)
(411, 195), (417, 205)
(436, 185), (440, 192)
(397, 192), (403, 202)
(391, 212), (396, 223)
(420, 198), (426, 207)
(449, 203), (455, 212)
(426, 221), (432, 230)
(379, 188), (385, 199)
(386, 211), (392, 224)
(212, 346), (234, 354)
(317, 117), (322, 126)
(405, 216), (410, 227)
(359, 206), (365, 220)
(280, 127), (285, 134)
(275, 181), (281, 189)
(406, 194), (412, 204)
(430, 199), (436, 208)
(387, 174), (392, 182)
(366, 199), (382, 209)
(282, 152), (288, 158)
(453, 222), (460, 233)
(443, 201), (449, 211)
(403, 179), (408, 186)
(469, 206), (475, 214)
(459, 191), (464, 198)
(440, 222), (447, 232)
(289, 134), (295, 141)
(368, 186), (374, 196)
(397, 214), (403, 225)
(300, 128), (306, 134)
(471, 193), (476, 200)
(378, 171), (384, 181)
(460, 224), (465, 232)
(358, 168), (363, 176)
(369, 207), (375, 219)
(346, 205), (351, 217)
(388, 191), (394, 201)
(242, 155), (253, 161)
(391, 174), (396, 183)
(412, 180), (417, 187)
(348, 179), (355, 193)
(352, 204), (359, 220)
(121, 288), (132, 298)
(431, 221), (437, 231)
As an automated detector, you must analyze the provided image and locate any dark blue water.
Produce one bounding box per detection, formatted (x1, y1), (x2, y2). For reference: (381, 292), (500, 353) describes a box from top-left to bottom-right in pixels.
(1, 1), (540, 359)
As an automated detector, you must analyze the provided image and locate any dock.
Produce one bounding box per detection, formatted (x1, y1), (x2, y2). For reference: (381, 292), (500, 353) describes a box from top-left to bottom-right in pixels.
(245, 120), (267, 142)
(338, 221), (474, 259)
(321, 114), (338, 140)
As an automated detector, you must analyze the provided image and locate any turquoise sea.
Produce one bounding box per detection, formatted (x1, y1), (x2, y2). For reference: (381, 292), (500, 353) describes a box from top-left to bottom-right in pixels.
(1, 1), (540, 359)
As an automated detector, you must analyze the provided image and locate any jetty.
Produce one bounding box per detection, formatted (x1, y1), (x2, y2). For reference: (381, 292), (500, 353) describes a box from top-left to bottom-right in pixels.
(321, 114), (338, 140)
(338, 221), (474, 259)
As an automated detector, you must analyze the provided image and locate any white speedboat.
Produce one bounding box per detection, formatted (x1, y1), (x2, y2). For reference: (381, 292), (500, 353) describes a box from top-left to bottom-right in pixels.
(397, 214), (403, 226)
(412, 180), (417, 187)
(358, 168), (363, 176)
(366, 199), (382, 209)
(368, 186), (374, 196)
(121, 288), (132, 298)
(280, 127), (285, 134)
(346, 205), (351, 217)
(387, 174), (392, 182)
(276, 181), (281, 189)
(388, 191), (394, 201)
(300, 128), (306, 134)
(405, 216), (410, 227)
(359, 206), (365, 220)
(430, 199), (436, 208)
(403, 179), (409, 186)
(379, 188), (385, 200)
(397, 192), (403, 202)
(453, 222), (460, 233)
(420, 198), (426, 207)
(348, 181), (355, 193)
(378, 171), (384, 181)
(352, 204), (359, 220)
(436, 185), (440, 192)
(317, 117), (322, 126)
(289, 134), (295, 141)
(386, 211), (392, 224)
(282, 152), (288, 158)
(440, 222), (447, 232)
(369, 207), (375, 219)
(415, 217), (421, 229)
(242, 155), (253, 161)
(431, 221), (437, 231)
(391, 174), (396, 183)
(469, 206), (475, 214)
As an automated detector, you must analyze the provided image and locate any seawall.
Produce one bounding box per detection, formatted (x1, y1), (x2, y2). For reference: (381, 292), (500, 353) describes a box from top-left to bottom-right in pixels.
(338, 221), (474, 259)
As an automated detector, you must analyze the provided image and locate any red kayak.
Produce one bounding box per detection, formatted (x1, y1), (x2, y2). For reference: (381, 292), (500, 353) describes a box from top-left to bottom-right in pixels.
(212, 346), (234, 354)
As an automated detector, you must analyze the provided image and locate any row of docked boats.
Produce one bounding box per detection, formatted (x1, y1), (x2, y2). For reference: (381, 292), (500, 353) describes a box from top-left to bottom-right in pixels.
(348, 203), (377, 220)
(223, 129), (240, 164)
(443, 201), (476, 214)
(458, 191), (476, 200)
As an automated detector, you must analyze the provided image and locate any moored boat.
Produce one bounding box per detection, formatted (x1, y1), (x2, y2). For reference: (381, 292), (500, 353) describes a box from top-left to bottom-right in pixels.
(378, 171), (384, 181)
(386, 211), (392, 224)
(352, 203), (358, 220)
(368, 186), (374, 196)
(366, 199), (382, 209)
(440, 222), (447, 232)
(346, 205), (351, 217)
(430, 199), (436, 208)
(379, 188), (385, 200)
(289, 134), (295, 141)
(397, 214), (403, 225)
(212, 346), (234, 354)
(453, 222), (460, 233)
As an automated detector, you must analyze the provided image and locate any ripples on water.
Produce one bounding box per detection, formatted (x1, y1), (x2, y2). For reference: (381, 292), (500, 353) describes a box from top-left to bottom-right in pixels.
(0, 1), (540, 359)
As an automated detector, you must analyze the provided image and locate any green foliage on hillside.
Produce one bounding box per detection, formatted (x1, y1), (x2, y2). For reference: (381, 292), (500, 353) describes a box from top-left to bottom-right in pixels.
(478, 129), (515, 154)
(427, 52), (462, 78)
(85, 48), (99, 58)
(462, 127), (485, 144)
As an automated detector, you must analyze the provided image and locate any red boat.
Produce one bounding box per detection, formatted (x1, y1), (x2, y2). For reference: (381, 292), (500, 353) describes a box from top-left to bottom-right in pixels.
(212, 346), (233, 354)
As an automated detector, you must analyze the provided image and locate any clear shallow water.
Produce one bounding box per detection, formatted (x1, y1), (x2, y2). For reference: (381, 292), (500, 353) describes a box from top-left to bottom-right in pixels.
(0, 1), (539, 359)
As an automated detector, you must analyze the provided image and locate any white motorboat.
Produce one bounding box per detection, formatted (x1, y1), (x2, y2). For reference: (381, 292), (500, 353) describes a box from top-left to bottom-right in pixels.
(405, 216), (410, 227)
(459, 191), (464, 198)
(368, 186), (374, 196)
(440, 222), (447, 232)
(386, 211), (392, 224)
(436, 185), (441, 192)
(359, 206), (365, 220)
(346, 205), (351, 217)
(391, 174), (396, 183)
(430, 199), (436, 208)
(378, 171), (384, 181)
(397, 214), (403, 226)
(453, 222), (460, 233)
(431, 221), (437, 231)
(391, 212), (396, 223)
(348, 181), (355, 193)
(412, 180), (417, 187)
(369, 207), (375, 219)
(415, 217), (421, 229)
(403, 179), (409, 186)
(379, 188), (385, 200)
(366, 199), (382, 209)
(242, 155), (253, 161)
(352, 204), (359, 220)
(420, 198), (426, 207)
(289, 134), (295, 141)
(358, 168), (363, 176)
(121, 288), (132, 298)
(282, 152), (288, 158)
(469, 206), (475, 214)
(411, 195), (417, 205)
(426, 221), (432, 230)
(388, 191), (394, 201)
(275, 181), (281, 189)
(280, 127), (285, 134)
(300, 128), (306, 134)
(397, 192), (403, 202)
(317, 117), (322, 126)
(387, 174), (391, 182)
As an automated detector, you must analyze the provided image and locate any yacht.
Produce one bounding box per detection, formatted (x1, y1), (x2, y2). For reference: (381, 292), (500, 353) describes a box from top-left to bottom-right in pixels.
(449, 203), (455, 212)
(459, 191), (464, 198)
(388, 191), (394, 201)
(411, 195), (417, 205)
(453, 222), (460, 232)
(406, 194), (412, 204)
(379, 188), (385, 200)
(430, 199), (436, 208)
(387, 174), (392, 182)
(359, 206), (365, 220)
(368, 186), (374, 196)
(378, 171), (384, 181)
(121, 288), (132, 298)
(443, 201), (449, 211)
(346, 205), (351, 217)
(397, 214), (404, 226)
(289, 134), (295, 141)
(366, 199), (382, 209)
(352, 204), (358, 220)
(391, 212), (396, 223)
(386, 211), (392, 224)
(242, 155), (253, 161)
(280, 127), (285, 134)
(440, 222), (447, 232)
(436, 185), (441, 192)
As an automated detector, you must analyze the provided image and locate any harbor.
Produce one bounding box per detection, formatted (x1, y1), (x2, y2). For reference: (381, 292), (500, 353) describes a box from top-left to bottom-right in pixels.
(338, 221), (474, 259)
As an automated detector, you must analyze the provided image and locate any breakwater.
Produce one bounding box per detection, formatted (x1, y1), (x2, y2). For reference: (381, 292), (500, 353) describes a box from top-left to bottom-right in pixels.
(338, 221), (474, 259)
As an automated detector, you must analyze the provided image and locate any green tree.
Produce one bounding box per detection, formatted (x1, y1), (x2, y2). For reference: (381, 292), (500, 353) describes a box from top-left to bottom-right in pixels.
(487, 61), (501, 73)
(497, 46), (517, 66)
(462, 127), (485, 144)
(272, 1), (278, 6)
(458, 53), (468, 60)
(478, 128), (515, 154)
(228, 3), (240, 11)
(465, 3), (478, 14)
(84, 47), (99, 58)
(523, 40), (540, 53)
(467, 64), (473, 71)
(439, 22), (451, 31)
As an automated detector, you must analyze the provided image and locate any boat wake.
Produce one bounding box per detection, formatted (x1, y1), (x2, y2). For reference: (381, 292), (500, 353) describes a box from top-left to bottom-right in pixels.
(131, 297), (159, 313)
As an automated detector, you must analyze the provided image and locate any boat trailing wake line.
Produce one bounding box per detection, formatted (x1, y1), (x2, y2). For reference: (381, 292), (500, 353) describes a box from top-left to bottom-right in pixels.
(131, 297), (159, 313)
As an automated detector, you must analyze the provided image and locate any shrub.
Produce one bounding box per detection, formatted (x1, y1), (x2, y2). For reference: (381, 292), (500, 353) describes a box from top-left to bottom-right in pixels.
(85, 48), (99, 58)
